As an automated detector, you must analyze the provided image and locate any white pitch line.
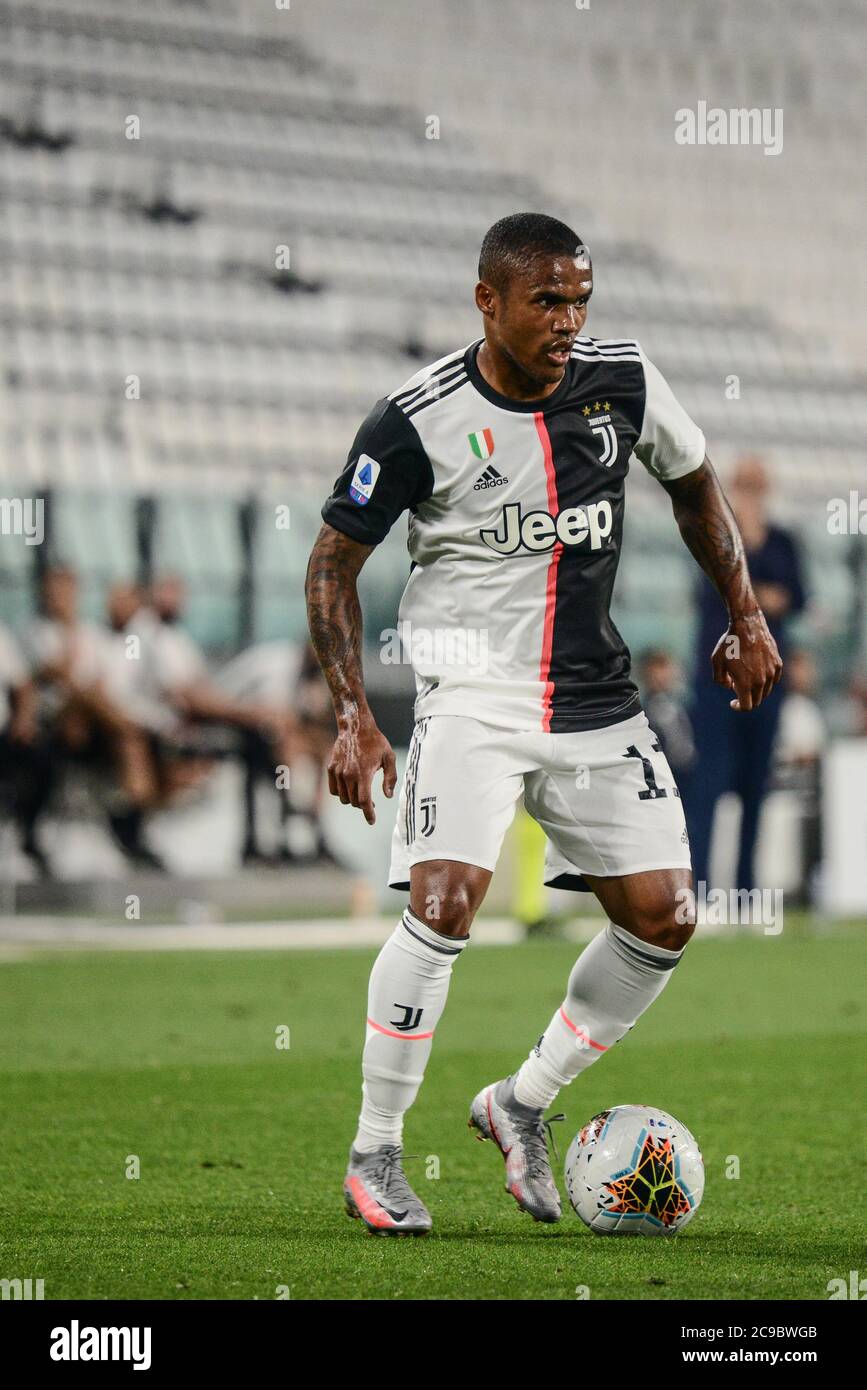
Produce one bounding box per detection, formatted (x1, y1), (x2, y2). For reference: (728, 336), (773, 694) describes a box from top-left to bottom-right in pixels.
(0, 910), (758, 958)
(0, 916), (607, 954)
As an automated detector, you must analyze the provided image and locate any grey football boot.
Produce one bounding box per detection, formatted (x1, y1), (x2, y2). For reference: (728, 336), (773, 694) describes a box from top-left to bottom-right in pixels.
(469, 1076), (564, 1223)
(343, 1145), (432, 1236)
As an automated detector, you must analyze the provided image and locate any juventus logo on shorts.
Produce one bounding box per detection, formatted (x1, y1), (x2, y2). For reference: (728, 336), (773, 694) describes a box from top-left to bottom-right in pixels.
(420, 796), (437, 837)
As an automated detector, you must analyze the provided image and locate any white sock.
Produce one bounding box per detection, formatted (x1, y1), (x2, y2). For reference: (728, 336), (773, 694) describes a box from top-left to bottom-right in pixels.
(512, 922), (684, 1110)
(354, 908), (468, 1152)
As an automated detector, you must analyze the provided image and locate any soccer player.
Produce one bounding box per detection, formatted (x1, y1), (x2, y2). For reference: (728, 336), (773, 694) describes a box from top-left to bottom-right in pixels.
(305, 213), (781, 1234)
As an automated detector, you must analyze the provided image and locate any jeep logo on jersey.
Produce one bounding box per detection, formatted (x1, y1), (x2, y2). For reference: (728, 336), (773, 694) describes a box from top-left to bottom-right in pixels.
(348, 453), (380, 506)
(480, 500), (613, 555)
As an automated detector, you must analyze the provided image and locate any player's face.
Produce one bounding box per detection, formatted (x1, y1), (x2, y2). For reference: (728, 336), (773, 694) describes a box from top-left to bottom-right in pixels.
(489, 253), (593, 387)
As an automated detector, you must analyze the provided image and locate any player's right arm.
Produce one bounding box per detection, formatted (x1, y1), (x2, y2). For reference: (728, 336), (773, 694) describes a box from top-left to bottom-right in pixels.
(305, 396), (434, 824)
(305, 522), (396, 825)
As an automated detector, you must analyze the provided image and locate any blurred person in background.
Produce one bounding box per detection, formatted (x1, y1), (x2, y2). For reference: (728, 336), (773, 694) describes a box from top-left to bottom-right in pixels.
(217, 637), (340, 865)
(637, 648), (696, 783)
(775, 648), (826, 768)
(684, 456), (806, 891)
(105, 579), (214, 810)
(838, 672), (867, 737)
(0, 617), (52, 874)
(25, 565), (162, 867)
(145, 575), (294, 760)
(138, 575), (310, 864)
(773, 647), (826, 905)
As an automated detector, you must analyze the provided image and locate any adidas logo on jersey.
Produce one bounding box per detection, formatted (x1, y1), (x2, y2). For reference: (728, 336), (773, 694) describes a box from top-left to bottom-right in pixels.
(474, 465), (509, 490)
(480, 500), (614, 555)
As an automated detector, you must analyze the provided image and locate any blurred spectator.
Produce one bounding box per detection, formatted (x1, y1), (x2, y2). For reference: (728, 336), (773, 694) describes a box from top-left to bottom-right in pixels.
(0, 618), (52, 874)
(217, 637), (301, 864)
(218, 638), (340, 864)
(143, 576), (294, 759)
(24, 566), (162, 867)
(637, 647), (696, 779)
(6, 569), (342, 878)
(837, 673), (867, 737)
(104, 580), (165, 730)
(126, 576), (316, 863)
(105, 579), (215, 807)
(0, 618), (37, 746)
(773, 648), (826, 907)
(684, 457), (807, 891)
(775, 648), (827, 767)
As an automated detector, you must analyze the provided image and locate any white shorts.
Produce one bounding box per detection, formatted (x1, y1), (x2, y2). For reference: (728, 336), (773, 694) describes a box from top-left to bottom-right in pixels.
(388, 712), (691, 892)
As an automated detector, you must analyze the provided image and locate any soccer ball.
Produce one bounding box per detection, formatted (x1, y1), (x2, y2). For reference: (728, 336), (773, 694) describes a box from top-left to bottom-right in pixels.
(564, 1104), (704, 1236)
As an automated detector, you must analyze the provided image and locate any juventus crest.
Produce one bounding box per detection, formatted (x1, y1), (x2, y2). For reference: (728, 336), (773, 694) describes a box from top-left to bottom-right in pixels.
(583, 403), (619, 468)
(420, 796), (437, 837)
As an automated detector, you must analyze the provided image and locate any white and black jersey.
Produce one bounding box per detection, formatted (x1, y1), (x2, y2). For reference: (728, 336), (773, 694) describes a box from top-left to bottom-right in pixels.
(321, 337), (705, 733)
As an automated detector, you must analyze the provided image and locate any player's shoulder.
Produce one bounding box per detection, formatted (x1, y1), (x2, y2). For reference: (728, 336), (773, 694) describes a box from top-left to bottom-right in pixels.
(387, 341), (475, 419)
(570, 335), (644, 363)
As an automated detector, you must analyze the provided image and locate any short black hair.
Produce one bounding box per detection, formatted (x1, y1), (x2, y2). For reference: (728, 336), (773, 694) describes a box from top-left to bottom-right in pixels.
(478, 213), (588, 291)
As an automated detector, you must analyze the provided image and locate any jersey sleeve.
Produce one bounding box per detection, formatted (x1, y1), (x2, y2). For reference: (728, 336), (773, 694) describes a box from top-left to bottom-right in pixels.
(633, 348), (706, 482)
(321, 397), (435, 546)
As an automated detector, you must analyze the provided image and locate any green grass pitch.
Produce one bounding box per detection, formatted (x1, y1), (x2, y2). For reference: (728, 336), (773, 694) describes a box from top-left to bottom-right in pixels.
(1, 926), (865, 1300)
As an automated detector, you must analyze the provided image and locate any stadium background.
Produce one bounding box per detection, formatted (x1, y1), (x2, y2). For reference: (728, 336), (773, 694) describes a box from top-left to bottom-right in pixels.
(1, 0), (865, 1302)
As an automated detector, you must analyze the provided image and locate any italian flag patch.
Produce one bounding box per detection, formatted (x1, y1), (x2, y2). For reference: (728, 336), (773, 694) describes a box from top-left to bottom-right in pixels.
(468, 428), (495, 460)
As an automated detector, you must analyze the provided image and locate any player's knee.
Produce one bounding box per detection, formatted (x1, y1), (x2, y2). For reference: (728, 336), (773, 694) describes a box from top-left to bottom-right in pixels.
(663, 916), (694, 952)
(410, 862), (488, 939)
(410, 885), (476, 939)
(432, 888), (476, 938)
(619, 892), (695, 953)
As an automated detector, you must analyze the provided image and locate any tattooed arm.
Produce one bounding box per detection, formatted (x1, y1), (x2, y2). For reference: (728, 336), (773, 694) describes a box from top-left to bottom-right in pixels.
(662, 459), (782, 710)
(305, 522), (397, 824)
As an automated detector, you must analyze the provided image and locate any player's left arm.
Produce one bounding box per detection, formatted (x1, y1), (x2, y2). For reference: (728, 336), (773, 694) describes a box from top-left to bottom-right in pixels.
(662, 458), (782, 711)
